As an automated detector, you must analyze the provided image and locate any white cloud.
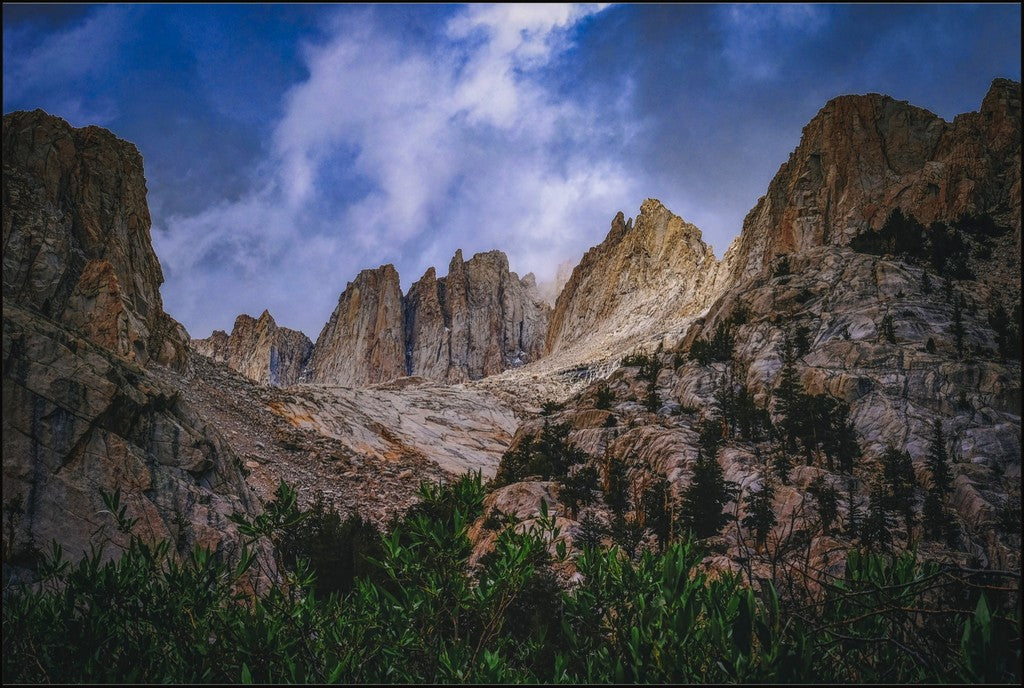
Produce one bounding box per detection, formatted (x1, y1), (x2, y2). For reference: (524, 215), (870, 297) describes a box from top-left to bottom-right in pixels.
(156, 3), (639, 337)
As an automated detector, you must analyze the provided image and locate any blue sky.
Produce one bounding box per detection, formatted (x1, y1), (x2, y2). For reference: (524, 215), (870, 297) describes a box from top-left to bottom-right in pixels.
(4, 4), (1020, 338)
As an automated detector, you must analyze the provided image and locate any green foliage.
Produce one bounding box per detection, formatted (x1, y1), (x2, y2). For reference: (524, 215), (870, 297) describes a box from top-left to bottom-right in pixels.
(540, 399), (564, 416)
(808, 477), (839, 534)
(640, 476), (673, 551)
(731, 302), (751, 326)
(793, 324), (812, 357)
(277, 492), (383, 598)
(574, 511), (608, 551)
(689, 321), (735, 365)
(494, 421), (588, 487)
(593, 383), (615, 410)
(879, 446), (917, 534)
(643, 384), (662, 413)
(926, 337), (937, 354)
(558, 466), (600, 518)
(923, 420), (956, 542)
(677, 446), (735, 540)
(851, 208), (925, 258)
(951, 298), (966, 358)
(3, 478), (1019, 684)
(741, 476), (777, 549)
(716, 378), (772, 442)
(850, 209), (979, 280)
(602, 456), (630, 518)
(621, 351), (651, 368)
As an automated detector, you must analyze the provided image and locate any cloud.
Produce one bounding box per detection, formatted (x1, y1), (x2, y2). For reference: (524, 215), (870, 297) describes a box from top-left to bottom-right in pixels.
(155, 3), (636, 337)
(2, 5), (128, 125)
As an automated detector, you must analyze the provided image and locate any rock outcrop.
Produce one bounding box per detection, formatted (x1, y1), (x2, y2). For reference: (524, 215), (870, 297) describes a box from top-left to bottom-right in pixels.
(545, 199), (724, 361)
(722, 79), (1022, 287)
(307, 250), (550, 386)
(193, 310), (312, 386)
(407, 250), (549, 383)
(2, 109), (190, 371)
(2, 110), (263, 572)
(472, 80), (1021, 578)
(307, 265), (406, 386)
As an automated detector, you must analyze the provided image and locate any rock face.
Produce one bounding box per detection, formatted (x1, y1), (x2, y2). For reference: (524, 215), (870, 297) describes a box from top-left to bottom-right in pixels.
(545, 199), (724, 361)
(193, 310), (312, 386)
(722, 79), (1022, 287)
(2, 109), (190, 371)
(2, 110), (262, 571)
(307, 265), (406, 386)
(407, 250), (549, 383)
(474, 80), (1021, 577)
(307, 250), (550, 386)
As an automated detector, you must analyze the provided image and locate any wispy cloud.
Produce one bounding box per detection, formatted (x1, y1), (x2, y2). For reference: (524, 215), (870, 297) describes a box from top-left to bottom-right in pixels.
(155, 3), (636, 337)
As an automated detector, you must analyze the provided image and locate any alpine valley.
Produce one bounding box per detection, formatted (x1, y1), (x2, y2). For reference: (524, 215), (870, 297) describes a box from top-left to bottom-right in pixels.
(2, 79), (1021, 683)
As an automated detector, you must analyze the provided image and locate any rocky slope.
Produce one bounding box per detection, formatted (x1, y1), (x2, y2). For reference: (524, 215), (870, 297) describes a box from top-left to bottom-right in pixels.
(2, 111), (263, 573)
(472, 80), (1021, 577)
(193, 310), (312, 386)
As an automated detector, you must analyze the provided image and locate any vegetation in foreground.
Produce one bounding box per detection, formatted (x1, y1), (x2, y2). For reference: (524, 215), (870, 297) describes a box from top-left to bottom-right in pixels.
(2, 475), (1020, 684)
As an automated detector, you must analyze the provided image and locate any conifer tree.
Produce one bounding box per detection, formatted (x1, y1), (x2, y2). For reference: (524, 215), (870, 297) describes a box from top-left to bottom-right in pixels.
(677, 447), (734, 540)
(741, 474), (777, 551)
(923, 420), (955, 540)
(773, 338), (801, 450)
(808, 477), (839, 534)
(880, 446), (917, 537)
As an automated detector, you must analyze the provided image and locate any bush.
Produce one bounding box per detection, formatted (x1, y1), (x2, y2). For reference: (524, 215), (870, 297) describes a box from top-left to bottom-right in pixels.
(3, 479), (1019, 684)
(689, 321), (734, 365)
(494, 422), (588, 487)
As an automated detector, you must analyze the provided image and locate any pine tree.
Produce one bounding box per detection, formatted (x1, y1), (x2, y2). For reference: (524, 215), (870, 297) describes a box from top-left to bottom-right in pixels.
(640, 476), (673, 551)
(773, 338), (801, 450)
(926, 420), (952, 495)
(880, 446), (917, 536)
(558, 466), (599, 518)
(808, 477), (839, 534)
(843, 479), (865, 538)
(677, 448), (734, 540)
(603, 456), (630, 518)
(923, 420), (954, 540)
(741, 475), (777, 551)
(860, 485), (895, 553)
(574, 511), (607, 551)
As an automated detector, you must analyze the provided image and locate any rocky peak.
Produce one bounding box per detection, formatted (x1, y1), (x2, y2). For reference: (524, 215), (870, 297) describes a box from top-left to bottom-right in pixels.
(307, 264), (406, 386)
(406, 249), (550, 383)
(721, 79), (1022, 284)
(545, 198), (722, 357)
(2, 109), (189, 370)
(192, 309), (312, 386)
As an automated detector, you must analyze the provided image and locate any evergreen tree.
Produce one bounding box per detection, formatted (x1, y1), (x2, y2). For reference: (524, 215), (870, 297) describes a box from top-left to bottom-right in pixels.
(923, 420), (955, 540)
(677, 448), (734, 539)
(594, 383), (615, 410)
(880, 446), (917, 536)
(843, 479), (865, 539)
(741, 475), (777, 551)
(860, 486), (895, 553)
(926, 420), (952, 495)
(640, 476), (673, 551)
(773, 338), (801, 450)
(574, 511), (607, 551)
(808, 477), (839, 534)
(558, 466), (599, 518)
(603, 456), (630, 518)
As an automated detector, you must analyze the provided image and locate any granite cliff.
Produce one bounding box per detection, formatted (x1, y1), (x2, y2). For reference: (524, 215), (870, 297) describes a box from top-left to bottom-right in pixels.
(2, 111), (263, 572)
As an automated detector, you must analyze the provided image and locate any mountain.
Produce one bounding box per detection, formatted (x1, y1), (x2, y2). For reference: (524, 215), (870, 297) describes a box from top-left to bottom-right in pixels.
(478, 79), (1021, 575)
(193, 310), (312, 386)
(2, 110), (263, 572)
